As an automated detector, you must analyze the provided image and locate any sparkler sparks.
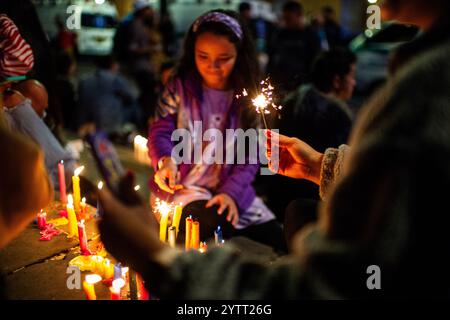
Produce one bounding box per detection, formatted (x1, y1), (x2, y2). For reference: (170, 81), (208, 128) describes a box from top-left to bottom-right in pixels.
(237, 78), (282, 130)
(154, 198), (173, 218)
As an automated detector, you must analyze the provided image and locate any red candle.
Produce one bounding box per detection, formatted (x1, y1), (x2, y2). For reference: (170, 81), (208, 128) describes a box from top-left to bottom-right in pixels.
(77, 220), (91, 256)
(136, 273), (150, 300)
(58, 161), (67, 203)
(37, 210), (47, 230)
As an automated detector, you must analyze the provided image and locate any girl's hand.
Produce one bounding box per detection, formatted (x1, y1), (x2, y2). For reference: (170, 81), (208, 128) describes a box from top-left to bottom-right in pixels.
(206, 193), (239, 227)
(154, 157), (182, 194)
(265, 130), (324, 185)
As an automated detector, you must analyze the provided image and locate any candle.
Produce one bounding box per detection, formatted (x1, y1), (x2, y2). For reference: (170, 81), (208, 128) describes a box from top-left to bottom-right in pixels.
(67, 194), (78, 238)
(37, 210), (47, 230)
(168, 226), (176, 248)
(96, 181), (104, 218)
(91, 256), (104, 275)
(128, 269), (138, 300)
(110, 278), (125, 300)
(191, 220), (200, 250)
(77, 219), (91, 256)
(136, 273), (149, 300)
(72, 166), (84, 213)
(58, 160), (67, 203)
(83, 274), (102, 300)
(114, 263), (122, 281)
(80, 197), (87, 219)
(157, 200), (171, 242)
(185, 216), (192, 251)
(103, 259), (114, 279)
(199, 241), (208, 253)
(214, 226), (223, 245)
(134, 135), (150, 165)
(172, 205), (183, 236)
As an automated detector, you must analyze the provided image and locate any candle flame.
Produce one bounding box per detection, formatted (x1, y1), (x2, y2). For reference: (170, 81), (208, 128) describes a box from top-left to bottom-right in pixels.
(134, 185), (141, 191)
(98, 181), (103, 190)
(74, 166), (85, 177)
(60, 160), (64, 164)
(68, 194), (73, 205)
(112, 278), (125, 289)
(82, 197), (86, 204)
(134, 135), (148, 147)
(85, 274), (102, 284)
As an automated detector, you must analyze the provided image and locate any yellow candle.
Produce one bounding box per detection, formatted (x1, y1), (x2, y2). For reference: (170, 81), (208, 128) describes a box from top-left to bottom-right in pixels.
(72, 166), (84, 213)
(104, 259), (114, 279)
(67, 194), (78, 238)
(191, 221), (200, 250)
(83, 274), (102, 300)
(172, 205), (183, 236)
(185, 217), (192, 251)
(158, 203), (170, 242)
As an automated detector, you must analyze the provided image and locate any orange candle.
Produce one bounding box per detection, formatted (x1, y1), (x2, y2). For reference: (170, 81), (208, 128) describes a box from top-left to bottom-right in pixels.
(191, 221), (200, 250)
(185, 216), (192, 251)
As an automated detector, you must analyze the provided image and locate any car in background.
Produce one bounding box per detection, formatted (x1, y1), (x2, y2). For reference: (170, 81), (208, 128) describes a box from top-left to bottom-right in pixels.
(349, 22), (420, 109)
(74, 0), (118, 56)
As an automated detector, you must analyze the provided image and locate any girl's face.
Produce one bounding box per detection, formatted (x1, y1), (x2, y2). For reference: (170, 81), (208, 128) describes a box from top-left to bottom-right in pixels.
(195, 32), (237, 90)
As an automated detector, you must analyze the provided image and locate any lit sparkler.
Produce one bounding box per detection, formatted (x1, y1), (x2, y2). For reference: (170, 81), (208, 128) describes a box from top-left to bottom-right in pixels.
(237, 78), (282, 130)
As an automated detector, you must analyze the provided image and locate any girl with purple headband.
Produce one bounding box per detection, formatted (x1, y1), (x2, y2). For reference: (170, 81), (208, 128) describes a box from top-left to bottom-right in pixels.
(148, 10), (286, 253)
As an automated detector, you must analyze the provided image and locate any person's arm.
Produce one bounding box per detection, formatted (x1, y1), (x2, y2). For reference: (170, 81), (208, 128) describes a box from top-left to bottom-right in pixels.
(3, 99), (77, 188)
(0, 126), (53, 249)
(318, 145), (348, 200)
(98, 179), (306, 299)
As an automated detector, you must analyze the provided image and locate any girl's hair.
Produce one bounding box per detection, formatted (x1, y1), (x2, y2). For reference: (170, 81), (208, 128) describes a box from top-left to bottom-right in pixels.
(174, 9), (260, 129)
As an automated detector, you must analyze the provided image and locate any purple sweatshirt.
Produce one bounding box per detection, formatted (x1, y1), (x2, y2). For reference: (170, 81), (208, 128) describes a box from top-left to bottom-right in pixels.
(148, 77), (258, 214)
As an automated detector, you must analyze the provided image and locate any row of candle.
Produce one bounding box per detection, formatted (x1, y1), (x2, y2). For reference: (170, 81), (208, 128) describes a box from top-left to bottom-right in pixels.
(156, 199), (183, 243)
(57, 161), (84, 209)
(82, 260), (148, 300)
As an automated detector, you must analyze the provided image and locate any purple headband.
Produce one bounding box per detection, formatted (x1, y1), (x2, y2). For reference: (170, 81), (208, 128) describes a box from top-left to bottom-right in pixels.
(192, 12), (243, 40)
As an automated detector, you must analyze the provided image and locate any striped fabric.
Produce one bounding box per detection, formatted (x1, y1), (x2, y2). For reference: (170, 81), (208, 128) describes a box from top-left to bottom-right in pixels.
(0, 14), (34, 78)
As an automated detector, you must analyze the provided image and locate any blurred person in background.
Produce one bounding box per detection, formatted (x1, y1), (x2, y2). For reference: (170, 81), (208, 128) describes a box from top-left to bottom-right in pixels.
(267, 1), (321, 94)
(78, 55), (139, 140)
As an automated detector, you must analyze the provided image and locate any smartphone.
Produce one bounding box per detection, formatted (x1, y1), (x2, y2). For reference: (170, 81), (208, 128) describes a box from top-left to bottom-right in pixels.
(86, 131), (125, 196)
